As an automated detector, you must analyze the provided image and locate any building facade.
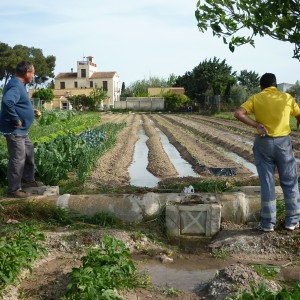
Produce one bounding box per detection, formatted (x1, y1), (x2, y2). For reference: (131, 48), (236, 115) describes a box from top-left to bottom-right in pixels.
(53, 56), (120, 110)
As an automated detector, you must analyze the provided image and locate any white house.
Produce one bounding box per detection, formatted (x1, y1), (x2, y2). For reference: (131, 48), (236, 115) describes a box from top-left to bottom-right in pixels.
(53, 56), (120, 110)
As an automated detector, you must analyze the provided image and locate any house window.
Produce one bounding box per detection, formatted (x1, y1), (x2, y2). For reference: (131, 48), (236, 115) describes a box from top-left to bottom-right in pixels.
(81, 69), (86, 78)
(61, 101), (68, 110)
(90, 81), (93, 88)
(74, 81), (78, 88)
(103, 81), (108, 91)
(60, 82), (65, 89)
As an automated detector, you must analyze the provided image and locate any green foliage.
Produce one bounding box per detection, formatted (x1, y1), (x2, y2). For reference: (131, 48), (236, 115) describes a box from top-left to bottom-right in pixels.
(16, 202), (73, 225)
(88, 212), (119, 227)
(125, 76), (173, 97)
(230, 282), (300, 300)
(163, 91), (190, 110)
(195, 0), (300, 60)
(0, 224), (47, 292)
(211, 248), (231, 260)
(62, 235), (147, 300)
(163, 287), (182, 297)
(287, 80), (300, 101)
(237, 70), (260, 91)
(250, 264), (280, 279)
(32, 88), (54, 102)
(68, 94), (94, 111)
(0, 42), (55, 87)
(175, 57), (236, 100)
(89, 87), (107, 110)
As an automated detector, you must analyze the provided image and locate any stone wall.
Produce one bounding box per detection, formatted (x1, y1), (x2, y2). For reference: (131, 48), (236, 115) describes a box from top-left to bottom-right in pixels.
(114, 97), (164, 111)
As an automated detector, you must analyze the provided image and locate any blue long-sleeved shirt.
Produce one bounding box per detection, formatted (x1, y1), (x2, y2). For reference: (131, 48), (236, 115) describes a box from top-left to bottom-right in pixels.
(0, 76), (34, 135)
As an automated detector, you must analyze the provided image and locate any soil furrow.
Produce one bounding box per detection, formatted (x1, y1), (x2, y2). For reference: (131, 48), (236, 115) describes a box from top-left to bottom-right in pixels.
(151, 115), (252, 177)
(142, 115), (178, 178)
(85, 114), (140, 188)
(163, 115), (254, 163)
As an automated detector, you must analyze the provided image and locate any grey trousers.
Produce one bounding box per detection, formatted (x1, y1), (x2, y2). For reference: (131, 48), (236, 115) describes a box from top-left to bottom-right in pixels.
(5, 134), (35, 193)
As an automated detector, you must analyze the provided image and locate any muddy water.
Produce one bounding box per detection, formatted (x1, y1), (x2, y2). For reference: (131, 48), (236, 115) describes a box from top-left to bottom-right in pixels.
(138, 257), (300, 293)
(138, 255), (226, 292)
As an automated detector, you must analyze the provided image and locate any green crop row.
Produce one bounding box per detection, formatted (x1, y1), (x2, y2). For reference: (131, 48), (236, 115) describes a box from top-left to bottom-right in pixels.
(34, 122), (126, 185)
(0, 224), (47, 294)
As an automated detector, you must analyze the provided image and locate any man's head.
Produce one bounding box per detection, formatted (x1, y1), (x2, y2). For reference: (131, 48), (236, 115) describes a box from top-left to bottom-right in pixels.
(260, 73), (277, 89)
(16, 61), (35, 84)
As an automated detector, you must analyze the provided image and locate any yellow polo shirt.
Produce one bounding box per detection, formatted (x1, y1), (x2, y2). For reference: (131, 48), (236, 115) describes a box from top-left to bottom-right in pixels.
(241, 87), (300, 137)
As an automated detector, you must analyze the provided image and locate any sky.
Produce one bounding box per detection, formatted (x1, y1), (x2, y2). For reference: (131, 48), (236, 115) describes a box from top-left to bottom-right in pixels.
(1, 0), (299, 86)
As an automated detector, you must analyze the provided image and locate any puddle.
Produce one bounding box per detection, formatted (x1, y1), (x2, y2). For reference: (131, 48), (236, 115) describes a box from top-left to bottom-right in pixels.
(138, 255), (224, 292)
(156, 128), (199, 177)
(128, 126), (160, 187)
(138, 258), (300, 294)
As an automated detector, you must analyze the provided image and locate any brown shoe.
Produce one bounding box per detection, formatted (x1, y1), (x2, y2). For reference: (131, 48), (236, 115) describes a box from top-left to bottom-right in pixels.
(22, 180), (44, 188)
(6, 190), (29, 198)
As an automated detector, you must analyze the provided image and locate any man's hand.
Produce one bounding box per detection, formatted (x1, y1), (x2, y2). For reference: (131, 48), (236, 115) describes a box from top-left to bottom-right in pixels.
(256, 124), (268, 137)
(34, 109), (41, 118)
(14, 120), (22, 128)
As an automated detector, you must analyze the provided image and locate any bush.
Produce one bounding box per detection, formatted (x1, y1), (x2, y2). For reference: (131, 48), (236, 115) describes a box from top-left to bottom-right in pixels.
(163, 92), (190, 111)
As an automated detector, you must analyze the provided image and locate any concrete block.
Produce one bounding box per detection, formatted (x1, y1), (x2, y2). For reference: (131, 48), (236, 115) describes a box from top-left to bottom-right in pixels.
(23, 186), (59, 196)
(166, 202), (221, 238)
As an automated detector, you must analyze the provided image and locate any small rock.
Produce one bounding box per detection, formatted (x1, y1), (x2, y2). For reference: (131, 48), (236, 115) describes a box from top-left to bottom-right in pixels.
(159, 254), (173, 264)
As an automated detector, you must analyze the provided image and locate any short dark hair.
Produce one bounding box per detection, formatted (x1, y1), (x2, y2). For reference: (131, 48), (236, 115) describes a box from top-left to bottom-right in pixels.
(15, 61), (34, 76)
(260, 73), (277, 89)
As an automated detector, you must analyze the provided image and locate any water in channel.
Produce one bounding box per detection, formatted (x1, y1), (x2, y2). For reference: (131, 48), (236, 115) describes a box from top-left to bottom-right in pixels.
(128, 126), (160, 188)
(128, 125), (198, 187)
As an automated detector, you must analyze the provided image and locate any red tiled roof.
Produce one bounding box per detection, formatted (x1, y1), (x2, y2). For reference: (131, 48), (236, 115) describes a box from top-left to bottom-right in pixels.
(55, 73), (77, 79)
(91, 72), (117, 79)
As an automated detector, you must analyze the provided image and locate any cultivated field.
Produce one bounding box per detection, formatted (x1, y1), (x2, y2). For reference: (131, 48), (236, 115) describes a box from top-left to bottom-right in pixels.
(86, 112), (300, 191)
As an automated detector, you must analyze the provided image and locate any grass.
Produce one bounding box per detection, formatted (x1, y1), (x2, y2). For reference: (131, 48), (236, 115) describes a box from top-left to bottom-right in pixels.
(211, 248), (231, 260)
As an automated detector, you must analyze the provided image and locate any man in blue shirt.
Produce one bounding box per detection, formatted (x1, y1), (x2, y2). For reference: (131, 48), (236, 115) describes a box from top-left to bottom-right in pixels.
(0, 61), (43, 198)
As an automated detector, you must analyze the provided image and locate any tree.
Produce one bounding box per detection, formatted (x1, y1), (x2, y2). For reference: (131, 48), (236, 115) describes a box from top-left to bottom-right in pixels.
(126, 76), (172, 97)
(68, 94), (93, 111)
(0, 42), (56, 87)
(195, 0), (300, 60)
(287, 81), (300, 101)
(237, 70), (260, 91)
(166, 73), (178, 87)
(89, 87), (107, 110)
(32, 88), (54, 102)
(175, 57), (236, 100)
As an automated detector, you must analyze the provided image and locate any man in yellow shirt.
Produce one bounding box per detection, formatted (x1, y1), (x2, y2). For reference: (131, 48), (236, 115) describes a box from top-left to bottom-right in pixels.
(234, 73), (300, 232)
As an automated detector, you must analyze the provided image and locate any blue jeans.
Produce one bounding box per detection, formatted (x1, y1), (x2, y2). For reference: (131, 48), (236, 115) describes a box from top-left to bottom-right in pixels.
(5, 134), (35, 193)
(253, 135), (300, 228)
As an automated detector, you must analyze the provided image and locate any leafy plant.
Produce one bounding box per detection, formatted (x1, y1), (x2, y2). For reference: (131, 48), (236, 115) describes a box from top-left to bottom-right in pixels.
(230, 282), (300, 300)
(62, 235), (148, 300)
(0, 224), (47, 292)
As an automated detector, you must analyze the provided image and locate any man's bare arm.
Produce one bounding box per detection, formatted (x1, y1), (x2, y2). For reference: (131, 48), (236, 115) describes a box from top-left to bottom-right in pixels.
(234, 107), (268, 136)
